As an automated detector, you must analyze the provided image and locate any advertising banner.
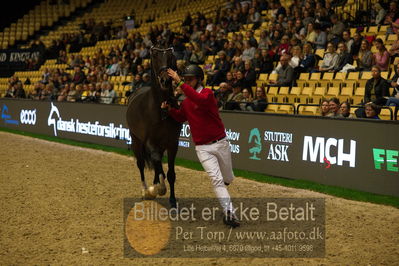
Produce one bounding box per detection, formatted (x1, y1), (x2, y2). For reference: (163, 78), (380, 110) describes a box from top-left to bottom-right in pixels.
(1, 99), (398, 197)
(0, 48), (42, 66)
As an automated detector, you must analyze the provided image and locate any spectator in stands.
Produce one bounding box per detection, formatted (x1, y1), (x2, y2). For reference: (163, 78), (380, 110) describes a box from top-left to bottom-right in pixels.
(246, 87), (268, 112)
(273, 45), (301, 73)
(69, 54), (84, 69)
(364, 66), (390, 106)
(350, 31), (363, 57)
(372, 3), (387, 26)
(120, 58), (131, 76)
(388, 30), (399, 57)
(126, 74), (142, 97)
(327, 97), (343, 117)
(227, 13), (242, 32)
(355, 65), (390, 117)
(269, 54), (295, 87)
(302, 10), (314, 30)
(208, 50), (230, 86)
(320, 99), (330, 116)
(72, 66), (86, 84)
(103, 83), (117, 104)
(258, 30), (272, 50)
(142, 61), (151, 76)
(57, 84), (69, 102)
(243, 60), (257, 89)
(298, 43), (317, 73)
(239, 88), (253, 110)
(231, 70), (246, 89)
(334, 42), (353, 72)
(57, 50), (68, 64)
(4, 85), (14, 98)
(313, 23), (327, 49)
(342, 30), (354, 54)
(319, 42), (339, 72)
(106, 57), (121, 76)
(225, 84), (244, 110)
(41, 68), (51, 84)
(75, 84), (84, 102)
(385, 88), (399, 107)
(12, 82), (26, 99)
(294, 18), (306, 39)
(82, 83), (98, 102)
(384, 1), (399, 26)
(247, 6), (262, 29)
(277, 35), (291, 56)
(188, 42), (205, 65)
(214, 82), (232, 110)
(242, 40), (256, 61)
(388, 11), (399, 35)
(173, 37), (186, 60)
(231, 56), (245, 73)
(245, 30), (258, 48)
(387, 62), (399, 107)
(327, 14), (345, 45)
(364, 102), (381, 119)
(141, 73), (151, 87)
(373, 38), (390, 71)
(304, 23), (317, 44)
(29, 82), (43, 100)
(354, 40), (373, 71)
(99, 81), (109, 104)
(182, 11), (192, 27)
(339, 101), (354, 118)
(225, 71), (235, 87)
(67, 83), (78, 102)
(314, 2), (330, 28)
(259, 48), (274, 74)
(190, 25), (202, 43)
(251, 51), (262, 75)
(40, 84), (53, 101)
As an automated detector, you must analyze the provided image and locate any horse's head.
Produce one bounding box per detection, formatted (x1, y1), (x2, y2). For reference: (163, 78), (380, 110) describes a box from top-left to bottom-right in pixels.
(150, 46), (177, 96)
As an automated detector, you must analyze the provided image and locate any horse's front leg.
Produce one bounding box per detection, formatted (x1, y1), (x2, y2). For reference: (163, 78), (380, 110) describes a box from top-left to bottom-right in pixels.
(166, 145), (178, 208)
(148, 149), (167, 197)
(132, 137), (155, 200)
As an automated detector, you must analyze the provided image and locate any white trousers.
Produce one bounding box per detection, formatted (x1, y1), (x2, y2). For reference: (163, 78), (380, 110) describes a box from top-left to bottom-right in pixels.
(195, 138), (235, 213)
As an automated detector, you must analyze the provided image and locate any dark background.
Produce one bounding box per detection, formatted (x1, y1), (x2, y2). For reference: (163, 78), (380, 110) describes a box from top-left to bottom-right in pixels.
(0, 1), (41, 31)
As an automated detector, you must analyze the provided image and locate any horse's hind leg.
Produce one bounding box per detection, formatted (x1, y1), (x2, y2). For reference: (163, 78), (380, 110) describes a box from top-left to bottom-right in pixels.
(166, 146), (178, 208)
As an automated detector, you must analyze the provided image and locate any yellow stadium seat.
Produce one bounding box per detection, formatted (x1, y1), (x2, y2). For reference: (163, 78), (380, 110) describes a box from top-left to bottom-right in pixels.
(311, 87), (327, 104)
(287, 87), (301, 103)
(276, 86), (290, 103)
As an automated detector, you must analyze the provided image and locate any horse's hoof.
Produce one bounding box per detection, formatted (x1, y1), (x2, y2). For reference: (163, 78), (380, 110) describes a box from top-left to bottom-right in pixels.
(157, 183), (167, 196)
(147, 185), (158, 197)
(142, 188), (156, 200)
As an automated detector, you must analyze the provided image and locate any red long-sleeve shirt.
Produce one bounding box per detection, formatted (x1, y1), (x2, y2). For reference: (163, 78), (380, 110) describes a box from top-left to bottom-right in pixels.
(169, 83), (226, 145)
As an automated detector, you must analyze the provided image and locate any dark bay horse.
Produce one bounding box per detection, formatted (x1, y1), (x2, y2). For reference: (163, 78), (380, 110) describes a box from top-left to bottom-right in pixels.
(126, 46), (181, 207)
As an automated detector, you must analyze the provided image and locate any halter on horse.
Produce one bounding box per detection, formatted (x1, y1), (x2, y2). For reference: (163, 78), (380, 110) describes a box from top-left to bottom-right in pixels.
(126, 46), (181, 207)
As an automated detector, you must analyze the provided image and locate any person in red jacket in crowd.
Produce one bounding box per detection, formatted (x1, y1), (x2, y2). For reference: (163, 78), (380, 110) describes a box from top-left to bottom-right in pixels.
(162, 65), (240, 228)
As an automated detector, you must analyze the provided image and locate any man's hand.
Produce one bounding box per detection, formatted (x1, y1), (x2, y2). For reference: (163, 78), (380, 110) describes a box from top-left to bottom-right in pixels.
(167, 68), (181, 83)
(161, 101), (171, 111)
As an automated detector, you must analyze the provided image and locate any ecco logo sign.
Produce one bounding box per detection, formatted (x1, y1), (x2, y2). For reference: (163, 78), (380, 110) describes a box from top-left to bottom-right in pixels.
(302, 136), (357, 168)
(20, 109), (37, 125)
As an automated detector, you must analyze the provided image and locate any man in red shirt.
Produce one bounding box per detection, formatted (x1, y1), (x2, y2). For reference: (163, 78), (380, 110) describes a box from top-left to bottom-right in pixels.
(162, 65), (239, 228)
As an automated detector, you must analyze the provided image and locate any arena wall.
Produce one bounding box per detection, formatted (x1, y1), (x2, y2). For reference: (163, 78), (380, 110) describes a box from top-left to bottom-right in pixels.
(1, 98), (398, 197)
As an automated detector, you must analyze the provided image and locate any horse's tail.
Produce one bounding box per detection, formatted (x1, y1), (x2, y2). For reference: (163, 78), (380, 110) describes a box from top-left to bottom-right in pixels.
(142, 143), (154, 169)
(131, 134), (154, 169)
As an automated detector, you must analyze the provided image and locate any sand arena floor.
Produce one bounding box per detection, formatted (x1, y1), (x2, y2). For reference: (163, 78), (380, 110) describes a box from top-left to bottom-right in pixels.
(0, 131), (398, 265)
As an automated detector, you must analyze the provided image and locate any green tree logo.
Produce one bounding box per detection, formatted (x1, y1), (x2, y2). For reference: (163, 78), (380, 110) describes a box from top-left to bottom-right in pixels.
(248, 128), (262, 160)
